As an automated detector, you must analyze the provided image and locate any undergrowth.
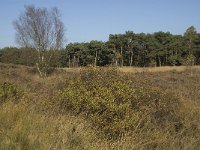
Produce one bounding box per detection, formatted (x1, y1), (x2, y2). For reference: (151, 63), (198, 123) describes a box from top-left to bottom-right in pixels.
(0, 65), (200, 149)
(0, 82), (24, 104)
(53, 67), (200, 149)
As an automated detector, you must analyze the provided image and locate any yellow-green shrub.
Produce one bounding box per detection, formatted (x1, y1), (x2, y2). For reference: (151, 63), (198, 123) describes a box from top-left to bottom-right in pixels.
(0, 82), (23, 104)
(56, 68), (182, 140)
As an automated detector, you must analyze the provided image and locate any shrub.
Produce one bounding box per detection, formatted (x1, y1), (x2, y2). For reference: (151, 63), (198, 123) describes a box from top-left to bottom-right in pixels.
(0, 82), (23, 104)
(56, 67), (182, 140)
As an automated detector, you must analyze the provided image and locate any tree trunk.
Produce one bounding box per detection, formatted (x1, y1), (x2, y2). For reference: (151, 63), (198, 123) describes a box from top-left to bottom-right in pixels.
(68, 55), (71, 68)
(130, 52), (133, 67)
(36, 63), (43, 78)
(73, 55), (76, 68)
(112, 58), (115, 66)
(94, 50), (98, 67)
(120, 46), (123, 67)
(189, 39), (192, 55)
(77, 56), (79, 67)
(158, 57), (162, 67)
(36, 50), (54, 78)
(36, 54), (47, 78)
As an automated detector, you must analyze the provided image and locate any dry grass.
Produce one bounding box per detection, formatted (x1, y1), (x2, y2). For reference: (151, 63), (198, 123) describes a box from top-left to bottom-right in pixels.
(62, 65), (200, 74)
(0, 63), (200, 149)
(0, 101), (111, 150)
(118, 65), (200, 73)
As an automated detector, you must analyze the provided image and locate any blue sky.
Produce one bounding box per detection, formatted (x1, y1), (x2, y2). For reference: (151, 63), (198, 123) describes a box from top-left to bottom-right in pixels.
(0, 0), (200, 48)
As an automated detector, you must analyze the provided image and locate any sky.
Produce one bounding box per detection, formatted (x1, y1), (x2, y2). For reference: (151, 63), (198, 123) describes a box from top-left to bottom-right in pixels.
(0, 0), (200, 48)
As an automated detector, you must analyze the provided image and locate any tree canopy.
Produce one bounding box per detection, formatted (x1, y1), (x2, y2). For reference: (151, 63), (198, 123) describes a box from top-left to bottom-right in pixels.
(13, 5), (65, 77)
(1, 26), (200, 67)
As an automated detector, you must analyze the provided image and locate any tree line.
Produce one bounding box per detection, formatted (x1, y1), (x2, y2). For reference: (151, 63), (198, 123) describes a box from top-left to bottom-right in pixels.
(63, 26), (200, 67)
(1, 26), (200, 67)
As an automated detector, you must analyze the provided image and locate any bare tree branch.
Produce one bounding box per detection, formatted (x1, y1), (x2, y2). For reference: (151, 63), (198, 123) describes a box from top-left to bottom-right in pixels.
(13, 5), (65, 77)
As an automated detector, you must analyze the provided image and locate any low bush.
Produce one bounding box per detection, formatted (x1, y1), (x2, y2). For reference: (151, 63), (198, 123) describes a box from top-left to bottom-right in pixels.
(0, 82), (24, 104)
(1, 64), (199, 149)
(56, 68), (183, 140)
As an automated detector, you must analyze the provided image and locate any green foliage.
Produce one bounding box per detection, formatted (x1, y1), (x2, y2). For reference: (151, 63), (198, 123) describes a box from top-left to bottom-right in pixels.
(0, 47), (62, 68)
(57, 68), (182, 140)
(183, 54), (196, 66)
(1, 26), (200, 67)
(0, 47), (37, 66)
(0, 82), (23, 104)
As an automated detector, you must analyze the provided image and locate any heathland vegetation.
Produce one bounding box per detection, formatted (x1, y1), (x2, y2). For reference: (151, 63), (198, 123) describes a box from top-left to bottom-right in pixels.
(0, 5), (200, 150)
(0, 63), (200, 149)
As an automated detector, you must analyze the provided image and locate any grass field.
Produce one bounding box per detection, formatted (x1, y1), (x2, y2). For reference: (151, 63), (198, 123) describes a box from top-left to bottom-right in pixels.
(0, 63), (200, 150)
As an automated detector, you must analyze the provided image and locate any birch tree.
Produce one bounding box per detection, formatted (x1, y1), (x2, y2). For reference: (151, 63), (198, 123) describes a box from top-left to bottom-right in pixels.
(13, 5), (65, 77)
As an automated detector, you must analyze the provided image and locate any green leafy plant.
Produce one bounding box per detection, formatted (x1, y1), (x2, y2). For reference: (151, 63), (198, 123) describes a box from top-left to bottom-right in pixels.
(0, 82), (23, 104)
(56, 68), (183, 140)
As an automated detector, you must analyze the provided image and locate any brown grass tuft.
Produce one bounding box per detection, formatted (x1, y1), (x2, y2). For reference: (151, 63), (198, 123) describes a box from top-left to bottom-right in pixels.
(0, 63), (200, 149)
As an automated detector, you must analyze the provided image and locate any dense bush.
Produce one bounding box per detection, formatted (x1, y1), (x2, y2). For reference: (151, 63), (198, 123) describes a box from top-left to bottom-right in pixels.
(0, 82), (23, 104)
(0, 47), (62, 68)
(0, 64), (200, 149)
(56, 68), (183, 140)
